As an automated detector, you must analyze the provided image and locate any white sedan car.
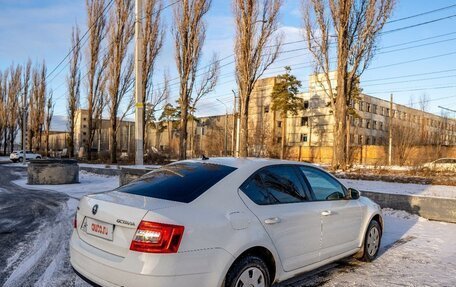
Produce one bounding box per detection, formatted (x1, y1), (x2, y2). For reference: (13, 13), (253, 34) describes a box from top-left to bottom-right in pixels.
(9, 150), (42, 162)
(70, 158), (383, 287)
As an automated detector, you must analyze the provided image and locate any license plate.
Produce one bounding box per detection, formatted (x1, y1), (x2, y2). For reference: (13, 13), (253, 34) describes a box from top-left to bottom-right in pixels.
(82, 217), (114, 241)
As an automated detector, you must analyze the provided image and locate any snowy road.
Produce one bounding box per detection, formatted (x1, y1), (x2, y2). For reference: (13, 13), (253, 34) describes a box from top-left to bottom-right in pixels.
(0, 165), (455, 286)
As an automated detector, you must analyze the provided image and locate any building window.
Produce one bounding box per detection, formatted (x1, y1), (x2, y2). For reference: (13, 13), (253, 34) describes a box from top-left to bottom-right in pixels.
(304, 100), (309, 109)
(373, 121), (377, 130)
(386, 108), (390, 116)
(359, 102), (364, 111)
(83, 125), (87, 128)
(372, 105), (377, 114)
(301, 117), (309, 126)
(83, 117), (87, 121)
(264, 105), (269, 113)
(277, 137), (282, 144)
(366, 120), (371, 129)
(300, 133), (308, 142)
(365, 136), (370, 145)
(367, 103), (371, 112)
(277, 121), (282, 128)
(358, 135), (363, 145)
(372, 137), (376, 145)
(379, 122), (383, 130)
(83, 132), (87, 136)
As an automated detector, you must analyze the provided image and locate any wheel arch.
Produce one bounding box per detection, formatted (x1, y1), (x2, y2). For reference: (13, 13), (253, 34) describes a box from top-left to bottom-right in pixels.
(224, 245), (278, 286)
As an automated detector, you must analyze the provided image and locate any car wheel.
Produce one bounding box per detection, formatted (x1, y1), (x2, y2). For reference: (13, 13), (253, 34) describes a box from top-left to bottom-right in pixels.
(361, 220), (382, 262)
(224, 255), (270, 287)
(18, 157), (23, 163)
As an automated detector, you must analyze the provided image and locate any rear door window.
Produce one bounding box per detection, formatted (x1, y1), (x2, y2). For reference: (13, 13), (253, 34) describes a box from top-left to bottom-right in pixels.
(240, 165), (308, 205)
(117, 162), (236, 203)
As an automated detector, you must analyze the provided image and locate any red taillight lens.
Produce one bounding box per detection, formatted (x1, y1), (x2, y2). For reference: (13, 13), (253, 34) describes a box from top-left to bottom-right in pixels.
(130, 221), (185, 253)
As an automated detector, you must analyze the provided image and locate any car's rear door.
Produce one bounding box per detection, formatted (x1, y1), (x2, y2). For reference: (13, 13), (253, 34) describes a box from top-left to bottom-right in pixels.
(298, 166), (363, 261)
(238, 165), (321, 272)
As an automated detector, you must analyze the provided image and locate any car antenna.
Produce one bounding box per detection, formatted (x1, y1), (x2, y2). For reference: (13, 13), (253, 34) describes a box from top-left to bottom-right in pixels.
(202, 154), (209, 160)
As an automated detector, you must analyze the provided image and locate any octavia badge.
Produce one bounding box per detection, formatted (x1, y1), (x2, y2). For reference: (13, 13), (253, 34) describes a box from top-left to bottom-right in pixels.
(92, 204), (98, 215)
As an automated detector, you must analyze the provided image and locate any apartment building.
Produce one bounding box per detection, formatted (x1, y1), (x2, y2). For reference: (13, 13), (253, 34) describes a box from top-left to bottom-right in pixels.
(249, 72), (456, 154)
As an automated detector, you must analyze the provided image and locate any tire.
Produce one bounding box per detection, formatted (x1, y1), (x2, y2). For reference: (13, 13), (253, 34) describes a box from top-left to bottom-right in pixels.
(18, 157), (23, 163)
(360, 220), (382, 262)
(224, 255), (271, 287)
(11, 159), (17, 163)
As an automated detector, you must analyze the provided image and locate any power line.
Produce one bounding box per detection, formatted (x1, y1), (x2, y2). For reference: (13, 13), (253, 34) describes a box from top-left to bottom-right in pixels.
(387, 4), (456, 24)
(381, 13), (456, 35)
(47, 0), (115, 81)
(366, 85), (456, 94)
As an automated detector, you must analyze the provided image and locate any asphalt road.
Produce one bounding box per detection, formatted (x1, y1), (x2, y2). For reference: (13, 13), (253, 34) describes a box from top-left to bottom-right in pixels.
(0, 166), (81, 287)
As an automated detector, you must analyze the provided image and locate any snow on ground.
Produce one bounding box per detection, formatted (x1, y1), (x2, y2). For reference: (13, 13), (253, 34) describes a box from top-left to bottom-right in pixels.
(351, 164), (415, 171)
(13, 170), (119, 199)
(340, 178), (456, 199)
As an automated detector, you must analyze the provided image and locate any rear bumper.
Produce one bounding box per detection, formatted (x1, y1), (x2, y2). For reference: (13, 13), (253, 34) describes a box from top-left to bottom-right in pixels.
(70, 231), (232, 287)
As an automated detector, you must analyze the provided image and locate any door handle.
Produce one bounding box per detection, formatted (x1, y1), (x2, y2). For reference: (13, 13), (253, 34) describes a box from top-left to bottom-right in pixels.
(264, 217), (281, 225)
(321, 210), (332, 216)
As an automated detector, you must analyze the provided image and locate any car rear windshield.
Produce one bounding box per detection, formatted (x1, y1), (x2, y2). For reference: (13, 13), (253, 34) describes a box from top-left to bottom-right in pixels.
(117, 162), (237, 203)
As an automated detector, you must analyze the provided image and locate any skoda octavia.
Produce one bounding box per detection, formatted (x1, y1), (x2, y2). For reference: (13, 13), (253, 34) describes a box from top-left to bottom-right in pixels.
(70, 158), (383, 287)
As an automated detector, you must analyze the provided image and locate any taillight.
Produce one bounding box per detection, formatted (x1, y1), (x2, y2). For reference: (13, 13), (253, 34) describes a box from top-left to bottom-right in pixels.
(130, 221), (185, 253)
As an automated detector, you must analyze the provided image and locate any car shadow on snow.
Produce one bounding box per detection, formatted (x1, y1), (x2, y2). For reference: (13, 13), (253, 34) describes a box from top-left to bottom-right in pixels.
(274, 208), (419, 287)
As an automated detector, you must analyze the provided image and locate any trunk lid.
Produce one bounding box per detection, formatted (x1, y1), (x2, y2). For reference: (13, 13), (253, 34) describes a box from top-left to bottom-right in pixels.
(76, 191), (183, 257)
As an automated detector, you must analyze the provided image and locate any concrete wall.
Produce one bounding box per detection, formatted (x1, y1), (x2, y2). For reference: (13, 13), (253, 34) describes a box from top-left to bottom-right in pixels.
(287, 145), (456, 165)
(28, 159), (79, 185)
(362, 191), (456, 223)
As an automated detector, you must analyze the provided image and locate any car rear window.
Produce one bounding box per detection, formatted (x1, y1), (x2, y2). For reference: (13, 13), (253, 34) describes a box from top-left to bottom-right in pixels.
(117, 162), (237, 203)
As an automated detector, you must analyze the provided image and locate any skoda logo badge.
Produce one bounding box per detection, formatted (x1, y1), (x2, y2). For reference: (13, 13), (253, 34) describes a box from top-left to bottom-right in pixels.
(92, 204), (98, 215)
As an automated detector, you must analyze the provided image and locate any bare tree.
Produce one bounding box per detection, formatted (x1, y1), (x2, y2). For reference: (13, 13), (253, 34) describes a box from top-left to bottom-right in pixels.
(0, 71), (6, 154)
(45, 90), (54, 156)
(173, 0), (219, 160)
(85, 0), (107, 160)
(303, 0), (395, 169)
(19, 60), (32, 150)
(141, 0), (165, 146)
(8, 65), (22, 153)
(233, 0), (283, 157)
(28, 65), (47, 152)
(419, 93), (429, 112)
(106, 0), (134, 163)
(145, 72), (169, 149)
(67, 26), (82, 158)
(392, 121), (417, 166)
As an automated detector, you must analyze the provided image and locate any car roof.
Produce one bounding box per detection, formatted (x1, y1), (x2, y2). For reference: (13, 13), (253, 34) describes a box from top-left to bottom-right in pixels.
(180, 157), (319, 170)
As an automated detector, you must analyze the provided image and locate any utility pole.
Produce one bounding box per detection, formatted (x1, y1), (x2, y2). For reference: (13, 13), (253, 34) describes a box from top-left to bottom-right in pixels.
(134, 0), (144, 165)
(231, 95), (236, 156)
(22, 92), (26, 164)
(232, 90), (240, 158)
(388, 94), (393, 166)
(217, 99), (228, 156)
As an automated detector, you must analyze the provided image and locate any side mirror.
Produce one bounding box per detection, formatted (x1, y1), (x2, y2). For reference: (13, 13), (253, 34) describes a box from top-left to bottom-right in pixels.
(348, 188), (360, 200)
